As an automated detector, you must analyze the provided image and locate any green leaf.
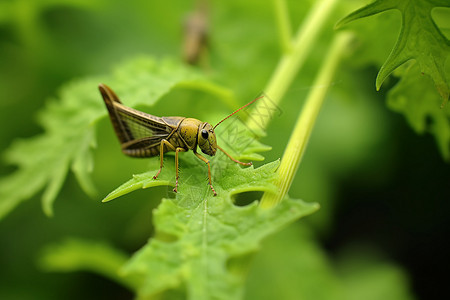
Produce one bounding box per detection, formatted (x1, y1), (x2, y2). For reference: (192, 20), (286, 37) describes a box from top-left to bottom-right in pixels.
(101, 121), (318, 298)
(246, 225), (414, 300)
(337, 246), (415, 300)
(245, 225), (344, 300)
(124, 196), (317, 299)
(39, 238), (139, 291)
(102, 167), (172, 203)
(0, 57), (209, 219)
(336, 0), (450, 106)
(387, 62), (450, 159)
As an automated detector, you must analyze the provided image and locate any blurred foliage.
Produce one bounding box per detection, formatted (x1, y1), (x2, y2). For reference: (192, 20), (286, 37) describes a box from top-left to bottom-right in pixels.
(0, 0), (449, 299)
(336, 0), (450, 106)
(245, 224), (414, 300)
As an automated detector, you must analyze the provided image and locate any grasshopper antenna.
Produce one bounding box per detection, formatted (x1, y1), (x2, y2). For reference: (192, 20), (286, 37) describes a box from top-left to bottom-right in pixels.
(213, 95), (264, 129)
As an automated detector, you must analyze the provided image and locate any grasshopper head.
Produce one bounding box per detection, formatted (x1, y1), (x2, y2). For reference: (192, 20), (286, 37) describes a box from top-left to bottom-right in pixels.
(198, 122), (217, 156)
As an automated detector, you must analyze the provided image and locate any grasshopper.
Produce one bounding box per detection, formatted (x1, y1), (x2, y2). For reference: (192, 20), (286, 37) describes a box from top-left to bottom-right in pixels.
(99, 84), (261, 196)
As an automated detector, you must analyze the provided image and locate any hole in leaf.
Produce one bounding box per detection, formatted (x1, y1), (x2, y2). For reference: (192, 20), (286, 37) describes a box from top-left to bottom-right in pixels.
(233, 191), (263, 207)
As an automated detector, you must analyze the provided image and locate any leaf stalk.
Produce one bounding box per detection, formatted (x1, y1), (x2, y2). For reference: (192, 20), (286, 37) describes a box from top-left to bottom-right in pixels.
(260, 31), (354, 209)
(245, 0), (339, 135)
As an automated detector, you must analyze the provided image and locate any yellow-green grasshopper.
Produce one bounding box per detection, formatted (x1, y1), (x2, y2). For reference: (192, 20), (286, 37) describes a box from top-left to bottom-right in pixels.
(99, 84), (262, 196)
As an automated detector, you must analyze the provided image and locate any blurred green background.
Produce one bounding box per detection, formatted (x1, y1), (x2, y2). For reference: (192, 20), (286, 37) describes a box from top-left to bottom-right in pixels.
(0, 0), (449, 299)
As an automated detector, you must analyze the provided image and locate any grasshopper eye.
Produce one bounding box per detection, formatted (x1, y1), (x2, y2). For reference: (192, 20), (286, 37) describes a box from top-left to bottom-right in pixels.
(201, 129), (209, 139)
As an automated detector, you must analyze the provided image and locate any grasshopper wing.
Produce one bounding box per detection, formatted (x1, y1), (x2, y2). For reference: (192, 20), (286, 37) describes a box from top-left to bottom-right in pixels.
(99, 84), (178, 157)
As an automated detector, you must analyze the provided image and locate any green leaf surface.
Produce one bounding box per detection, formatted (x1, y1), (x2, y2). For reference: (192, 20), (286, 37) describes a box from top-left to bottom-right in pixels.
(39, 238), (139, 291)
(0, 57), (208, 219)
(246, 225), (414, 300)
(101, 121), (318, 298)
(337, 0), (450, 105)
(387, 62), (450, 159)
(245, 225), (343, 300)
(124, 196), (318, 299)
(337, 246), (415, 300)
(341, 262), (414, 300)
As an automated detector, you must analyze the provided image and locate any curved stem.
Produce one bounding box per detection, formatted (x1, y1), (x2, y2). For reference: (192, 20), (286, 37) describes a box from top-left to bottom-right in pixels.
(260, 31), (354, 209)
(245, 0), (339, 136)
(273, 0), (293, 53)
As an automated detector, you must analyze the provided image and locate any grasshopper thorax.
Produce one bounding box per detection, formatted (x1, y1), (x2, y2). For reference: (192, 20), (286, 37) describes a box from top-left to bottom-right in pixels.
(197, 122), (217, 156)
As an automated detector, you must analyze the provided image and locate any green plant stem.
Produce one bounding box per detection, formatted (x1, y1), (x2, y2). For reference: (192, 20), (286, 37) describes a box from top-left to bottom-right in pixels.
(260, 31), (354, 209)
(246, 0), (338, 136)
(273, 0), (292, 53)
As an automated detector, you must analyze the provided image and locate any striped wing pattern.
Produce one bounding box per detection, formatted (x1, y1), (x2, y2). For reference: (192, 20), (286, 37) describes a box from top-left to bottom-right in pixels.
(99, 84), (178, 157)
(114, 104), (173, 150)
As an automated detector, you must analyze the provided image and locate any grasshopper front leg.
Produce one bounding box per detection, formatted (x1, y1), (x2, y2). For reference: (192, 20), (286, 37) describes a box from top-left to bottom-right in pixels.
(173, 147), (187, 193)
(153, 140), (187, 194)
(153, 139), (176, 180)
(194, 151), (217, 196)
